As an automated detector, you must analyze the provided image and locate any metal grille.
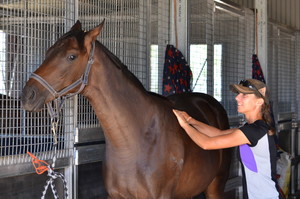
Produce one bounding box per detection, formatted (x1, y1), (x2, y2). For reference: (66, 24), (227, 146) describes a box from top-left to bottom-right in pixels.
(83, 0), (148, 83)
(0, 0), (75, 167)
(268, 24), (296, 115)
(277, 31), (296, 113)
(215, 8), (247, 116)
(76, 0), (149, 129)
(296, 32), (300, 119)
(268, 24), (279, 117)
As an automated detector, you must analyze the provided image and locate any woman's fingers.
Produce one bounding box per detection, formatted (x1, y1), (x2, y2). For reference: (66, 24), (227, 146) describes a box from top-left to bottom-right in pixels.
(173, 110), (188, 126)
(173, 110), (190, 121)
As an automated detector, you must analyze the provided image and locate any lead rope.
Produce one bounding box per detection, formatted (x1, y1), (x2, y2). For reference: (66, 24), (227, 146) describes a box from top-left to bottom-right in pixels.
(28, 98), (69, 199)
(42, 98), (68, 199)
(28, 148), (69, 199)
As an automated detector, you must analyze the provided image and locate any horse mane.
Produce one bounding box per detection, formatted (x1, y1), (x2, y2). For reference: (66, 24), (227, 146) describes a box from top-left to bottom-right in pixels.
(96, 41), (171, 102)
(96, 40), (147, 92)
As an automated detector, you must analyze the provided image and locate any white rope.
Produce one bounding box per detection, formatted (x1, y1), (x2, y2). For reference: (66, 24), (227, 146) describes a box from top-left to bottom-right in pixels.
(40, 164), (69, 199)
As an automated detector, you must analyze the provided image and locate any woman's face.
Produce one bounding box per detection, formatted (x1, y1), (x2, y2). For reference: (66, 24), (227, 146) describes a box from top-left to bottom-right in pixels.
(235, 93), (261, 114)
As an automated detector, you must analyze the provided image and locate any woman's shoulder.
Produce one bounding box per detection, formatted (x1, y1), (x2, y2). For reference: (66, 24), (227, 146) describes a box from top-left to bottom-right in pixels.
(253, 120), (268, 128)
(242, 120), (268, 132)
(239, 120), (269, 145)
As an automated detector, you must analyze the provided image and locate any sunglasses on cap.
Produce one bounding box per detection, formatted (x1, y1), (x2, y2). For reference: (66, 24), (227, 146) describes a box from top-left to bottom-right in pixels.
(239, 80), (264, 98)
(239, 80), (257, 90)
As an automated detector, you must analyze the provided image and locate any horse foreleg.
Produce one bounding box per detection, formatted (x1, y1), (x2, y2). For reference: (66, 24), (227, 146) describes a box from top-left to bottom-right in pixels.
(204, 177), (226, 199)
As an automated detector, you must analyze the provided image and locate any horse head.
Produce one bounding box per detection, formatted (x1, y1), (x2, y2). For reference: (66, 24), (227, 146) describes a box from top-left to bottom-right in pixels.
(21, 20), (105, 112)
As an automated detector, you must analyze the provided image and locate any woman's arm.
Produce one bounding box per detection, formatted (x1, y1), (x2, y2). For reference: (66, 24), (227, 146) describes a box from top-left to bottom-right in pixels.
(187, 116), (234, 137)
(173, 109), (250, 149)
(174, 110), (233, 137)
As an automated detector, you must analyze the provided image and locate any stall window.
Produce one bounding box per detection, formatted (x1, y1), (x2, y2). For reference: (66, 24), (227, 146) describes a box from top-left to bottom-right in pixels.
(190, 44), (222, 101)
(150, 44), (159, 93)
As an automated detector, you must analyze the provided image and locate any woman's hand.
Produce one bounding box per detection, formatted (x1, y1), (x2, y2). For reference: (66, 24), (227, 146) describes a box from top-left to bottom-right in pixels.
(173, 109), (192, 127)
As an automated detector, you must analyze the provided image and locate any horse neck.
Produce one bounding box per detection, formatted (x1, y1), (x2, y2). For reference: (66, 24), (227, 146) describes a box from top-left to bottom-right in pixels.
(82, 43), (151, 149)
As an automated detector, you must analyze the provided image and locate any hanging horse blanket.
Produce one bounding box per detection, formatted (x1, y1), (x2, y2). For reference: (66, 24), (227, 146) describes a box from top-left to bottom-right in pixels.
(162, 44), (192, 96)
(252, 54), (266, 83)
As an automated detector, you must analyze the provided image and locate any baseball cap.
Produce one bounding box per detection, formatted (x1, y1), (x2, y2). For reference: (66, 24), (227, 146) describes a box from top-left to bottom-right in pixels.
(230, 79), (267, 100)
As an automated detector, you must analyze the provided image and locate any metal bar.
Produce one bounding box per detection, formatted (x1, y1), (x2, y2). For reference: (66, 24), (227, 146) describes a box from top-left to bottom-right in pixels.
(0, 156), (70, 178)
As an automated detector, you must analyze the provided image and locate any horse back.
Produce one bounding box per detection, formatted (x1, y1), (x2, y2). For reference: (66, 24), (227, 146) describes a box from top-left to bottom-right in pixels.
(167, 92), (229, 129)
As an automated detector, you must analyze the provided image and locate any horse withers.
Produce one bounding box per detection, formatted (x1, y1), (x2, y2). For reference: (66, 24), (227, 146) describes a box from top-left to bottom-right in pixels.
(21, 20), (231, 199)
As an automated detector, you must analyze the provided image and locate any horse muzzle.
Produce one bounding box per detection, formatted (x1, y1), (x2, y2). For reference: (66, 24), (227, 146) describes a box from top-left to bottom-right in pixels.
(21, 84), (47, 112)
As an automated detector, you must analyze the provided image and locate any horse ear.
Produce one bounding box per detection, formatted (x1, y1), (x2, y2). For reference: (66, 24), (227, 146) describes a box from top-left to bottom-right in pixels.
(85, 19), (105, 42)
(70, 20), (82, 31)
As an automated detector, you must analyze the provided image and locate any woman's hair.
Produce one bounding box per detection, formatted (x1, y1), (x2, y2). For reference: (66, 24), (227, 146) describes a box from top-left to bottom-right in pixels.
(255, 90), (275, 135)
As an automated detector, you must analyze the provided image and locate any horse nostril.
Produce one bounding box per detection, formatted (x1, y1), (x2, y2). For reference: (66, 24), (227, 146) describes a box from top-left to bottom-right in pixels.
(21, 86), (36, 102)
(29, 89), (36, 100)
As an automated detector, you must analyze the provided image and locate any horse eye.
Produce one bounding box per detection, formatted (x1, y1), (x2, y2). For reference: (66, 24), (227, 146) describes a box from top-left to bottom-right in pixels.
(68, 55), (77, 61)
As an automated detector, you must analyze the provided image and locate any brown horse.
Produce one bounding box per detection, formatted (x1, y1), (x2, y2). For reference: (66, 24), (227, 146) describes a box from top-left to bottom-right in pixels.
(21, 20), (231, 199)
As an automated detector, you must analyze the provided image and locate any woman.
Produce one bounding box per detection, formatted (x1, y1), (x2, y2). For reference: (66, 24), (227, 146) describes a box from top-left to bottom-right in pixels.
(173, 79), (279, 199)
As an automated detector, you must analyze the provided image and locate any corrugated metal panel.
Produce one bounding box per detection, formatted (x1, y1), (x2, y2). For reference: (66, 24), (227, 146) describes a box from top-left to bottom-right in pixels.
(229, 0), (300, 30)
(268, 0), (300, 30)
